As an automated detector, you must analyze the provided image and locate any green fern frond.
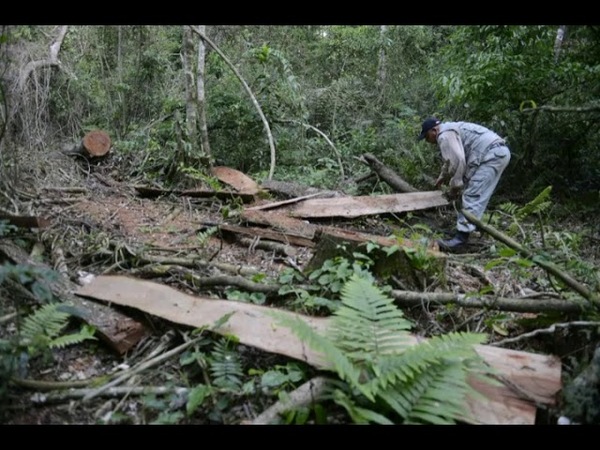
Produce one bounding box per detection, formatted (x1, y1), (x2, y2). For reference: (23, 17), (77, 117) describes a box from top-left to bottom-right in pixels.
(499, 202), (519, 216)
(271, 313), (362, 391)
(49, 325), (97, 349)
(20, 304), (97, 355)
(331, 388), (394, 425)
(277, 274), (496, 424)
(515, 185), (552, 220)
(197, 226), (218, 246)
(21, 303), (71, 342)
(210, 338), (244, 392)
(330, 274), (414, 361)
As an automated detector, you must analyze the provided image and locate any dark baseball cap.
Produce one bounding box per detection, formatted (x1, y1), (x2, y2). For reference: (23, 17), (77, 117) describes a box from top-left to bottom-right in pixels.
(418, 117), (441, 140)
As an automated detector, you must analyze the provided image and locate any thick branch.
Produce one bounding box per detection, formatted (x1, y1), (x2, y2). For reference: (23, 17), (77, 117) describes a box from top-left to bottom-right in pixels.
(521, 104), (600, 114)
(132, 264), (583, 314)
(462, 209), (599, 308)
(391, 290), (585, 314)
(248, 376), (329, 424)
(358, 153), (419, 193)
(18, 26), (69, 92)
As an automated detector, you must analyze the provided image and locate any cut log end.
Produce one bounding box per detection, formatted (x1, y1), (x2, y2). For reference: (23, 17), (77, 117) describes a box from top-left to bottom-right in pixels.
(82, 130), (111, 157)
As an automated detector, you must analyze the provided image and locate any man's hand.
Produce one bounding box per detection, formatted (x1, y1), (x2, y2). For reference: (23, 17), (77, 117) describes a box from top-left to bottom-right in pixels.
(447, 185), (463, 201)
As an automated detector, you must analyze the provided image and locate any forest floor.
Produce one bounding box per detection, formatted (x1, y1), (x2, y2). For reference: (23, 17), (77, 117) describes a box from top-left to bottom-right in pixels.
(1, 151), (600, 426)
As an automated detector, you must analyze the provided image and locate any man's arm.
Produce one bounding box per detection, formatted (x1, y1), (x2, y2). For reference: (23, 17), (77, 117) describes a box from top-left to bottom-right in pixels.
(437, 130), (466, 189)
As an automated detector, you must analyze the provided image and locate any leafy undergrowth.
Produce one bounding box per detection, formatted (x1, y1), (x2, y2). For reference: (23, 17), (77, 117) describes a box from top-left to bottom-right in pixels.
(1, 155), (600, 425)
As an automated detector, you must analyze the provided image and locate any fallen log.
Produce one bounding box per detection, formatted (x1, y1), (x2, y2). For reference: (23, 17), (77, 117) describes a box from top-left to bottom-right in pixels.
(240, 210), (317, 240)
(219, 223), (315, 248)
(260, 179), (343, 199)
(358, 153), (419, 193)
(391, 289), (585, 314)
(0, 241), (149, 355)
(76, 275), (562, 425)
(0, 214), (50, 229)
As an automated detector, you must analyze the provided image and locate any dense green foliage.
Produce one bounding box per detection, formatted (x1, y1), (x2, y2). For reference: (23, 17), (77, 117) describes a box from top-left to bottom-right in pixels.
(2, 25), (599, 200)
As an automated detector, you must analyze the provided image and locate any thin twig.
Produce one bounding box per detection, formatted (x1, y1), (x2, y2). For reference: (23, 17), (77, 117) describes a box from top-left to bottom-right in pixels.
(491, 321), (600, 347)
(82, 333), (205, 402)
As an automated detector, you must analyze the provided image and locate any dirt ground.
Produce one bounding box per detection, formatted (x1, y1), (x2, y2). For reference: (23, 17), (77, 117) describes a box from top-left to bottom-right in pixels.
(1, 157), (599, 425)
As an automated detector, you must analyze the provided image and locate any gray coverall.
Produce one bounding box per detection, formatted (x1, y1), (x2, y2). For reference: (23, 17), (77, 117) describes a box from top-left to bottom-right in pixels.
(436, 122), (511, 233)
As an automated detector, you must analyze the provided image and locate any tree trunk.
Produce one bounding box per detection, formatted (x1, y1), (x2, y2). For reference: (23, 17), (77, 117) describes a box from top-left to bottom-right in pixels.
(554, 25), (567, 64)
(182, 26), (198, 142)
(376, 25), (388, 99)
(196, 25), (212, 163)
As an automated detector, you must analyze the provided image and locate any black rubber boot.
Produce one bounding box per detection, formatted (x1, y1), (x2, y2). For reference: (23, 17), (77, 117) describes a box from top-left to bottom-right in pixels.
(437, 231), (470, 252)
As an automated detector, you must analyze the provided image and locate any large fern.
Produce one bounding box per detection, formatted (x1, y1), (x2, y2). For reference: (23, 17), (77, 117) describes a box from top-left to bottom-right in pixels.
(19, 303), (96, 358)
(274, 274), (498, 424)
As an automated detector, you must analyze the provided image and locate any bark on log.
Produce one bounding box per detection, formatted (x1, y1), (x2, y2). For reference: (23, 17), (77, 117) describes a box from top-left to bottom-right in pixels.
(0, 214), (50, 229)
(390, 289), (586, 314)
(219, 223), (315, 248)
(260, 179), (343, 199)
(359, 153), (419, 193)
(240, 210), (317, 240)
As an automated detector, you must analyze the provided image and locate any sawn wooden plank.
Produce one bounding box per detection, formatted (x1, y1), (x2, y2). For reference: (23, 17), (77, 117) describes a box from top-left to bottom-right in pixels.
(76, 275), (562, 425)
(281, 190), (449, 219)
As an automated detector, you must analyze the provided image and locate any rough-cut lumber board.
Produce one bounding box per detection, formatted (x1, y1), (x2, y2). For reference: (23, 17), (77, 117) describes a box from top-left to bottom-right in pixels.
(219, 223), (316, 248)
(210, 166), (260, 195)
(77, 275), (329, 367)
(240, 210), (317, 240)
(282, 191), (449, 219)
(0, 214), (50, 229)
(76, 275), (562, 425)
(0, 241), (149, 354)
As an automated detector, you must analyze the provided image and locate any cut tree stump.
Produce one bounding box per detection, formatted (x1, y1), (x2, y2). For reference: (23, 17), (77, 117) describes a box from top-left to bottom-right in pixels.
(306, 226), (446, 289)
(76, 275), (563, 425)
(66, 130), (112, 158)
